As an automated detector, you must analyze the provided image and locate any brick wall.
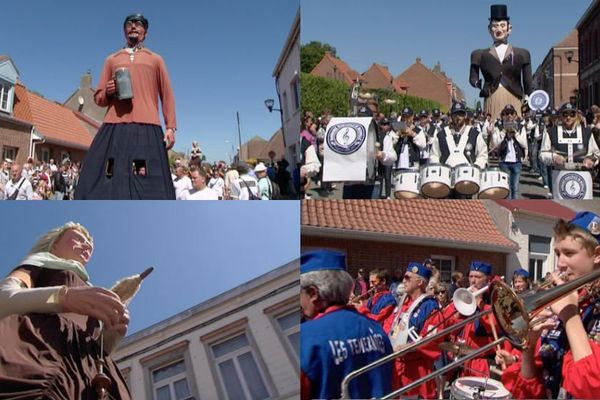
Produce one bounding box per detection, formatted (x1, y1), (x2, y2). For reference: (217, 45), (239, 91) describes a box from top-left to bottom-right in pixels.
(0, 123), (31, 164)
(302, 235), (507, 278)
(398, 59), (451, 110)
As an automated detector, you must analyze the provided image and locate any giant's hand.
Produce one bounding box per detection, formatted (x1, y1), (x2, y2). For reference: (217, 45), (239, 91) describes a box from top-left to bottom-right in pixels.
(59, 286), (128, 330)
(164, 128), (176, 150)
(106, 79), (116, 96)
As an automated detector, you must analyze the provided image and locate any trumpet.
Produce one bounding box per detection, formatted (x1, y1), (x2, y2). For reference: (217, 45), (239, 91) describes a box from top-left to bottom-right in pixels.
(453, 285), (489, 316)
(348, 287), (375, 305)
(341, 267), (600, 399)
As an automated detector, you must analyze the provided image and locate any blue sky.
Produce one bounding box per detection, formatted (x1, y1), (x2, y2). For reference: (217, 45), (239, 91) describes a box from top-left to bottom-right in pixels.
(0, 201), (299, 334)
(2, 0), (299, 162)
(302, 0), (590, 108)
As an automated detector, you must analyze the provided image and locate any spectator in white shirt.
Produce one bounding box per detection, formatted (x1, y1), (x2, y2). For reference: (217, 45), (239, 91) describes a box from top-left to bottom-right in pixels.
(4, 163), (33, 200)
(181, 168), (218, 200)
(172, 166), (192, 200)
(229, 163), (259, 200)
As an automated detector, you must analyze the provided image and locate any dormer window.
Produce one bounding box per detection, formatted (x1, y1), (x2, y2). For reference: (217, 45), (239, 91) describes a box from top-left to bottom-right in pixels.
(0, 79), (13, 114)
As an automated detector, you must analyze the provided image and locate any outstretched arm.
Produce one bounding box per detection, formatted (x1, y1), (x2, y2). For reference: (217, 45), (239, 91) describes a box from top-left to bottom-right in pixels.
(470, 50), (483, 89)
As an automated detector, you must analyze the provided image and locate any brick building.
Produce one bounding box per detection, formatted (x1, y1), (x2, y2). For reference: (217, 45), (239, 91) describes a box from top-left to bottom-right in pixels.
(310, 51), (360, 85)
(361, 63), (408, 94)
(577, 0), (600, 110)
(63, 70), (107, 130)
(0, 55), (96, 165)
(301, 200), (518, 282)
(532, 30), (579, 109)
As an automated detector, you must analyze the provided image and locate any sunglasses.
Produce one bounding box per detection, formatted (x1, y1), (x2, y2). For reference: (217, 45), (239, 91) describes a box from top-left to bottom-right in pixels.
(435, 290), (447, 294)
(562, 112), (577, 118)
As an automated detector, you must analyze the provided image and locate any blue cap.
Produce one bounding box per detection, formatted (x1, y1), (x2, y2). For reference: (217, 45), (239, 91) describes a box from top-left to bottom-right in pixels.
(559, 102), (578, 114)
(513, 268), (530, 278)
(470, 261), (492, 275)
(450, 102), (467, 115)
(407, 262), (432, 280)
(301, 250), (346, 274)
(570, 211), (600, 243)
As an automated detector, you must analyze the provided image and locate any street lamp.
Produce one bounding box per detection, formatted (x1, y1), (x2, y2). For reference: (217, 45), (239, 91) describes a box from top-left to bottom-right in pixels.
(264, 98), (282, 113)
(565, 50), (579, 64)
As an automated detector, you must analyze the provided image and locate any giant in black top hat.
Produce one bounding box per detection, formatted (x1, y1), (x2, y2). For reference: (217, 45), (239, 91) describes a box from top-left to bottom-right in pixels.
(489, 4), (509, 21)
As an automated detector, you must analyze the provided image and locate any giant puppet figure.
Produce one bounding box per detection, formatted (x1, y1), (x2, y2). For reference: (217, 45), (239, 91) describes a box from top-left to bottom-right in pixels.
(470, 4), (533, 120)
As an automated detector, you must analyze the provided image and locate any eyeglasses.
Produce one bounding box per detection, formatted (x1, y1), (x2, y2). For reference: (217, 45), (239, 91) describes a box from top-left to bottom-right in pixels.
(125, 21), (145, 29)
(562, 112), (577, 118)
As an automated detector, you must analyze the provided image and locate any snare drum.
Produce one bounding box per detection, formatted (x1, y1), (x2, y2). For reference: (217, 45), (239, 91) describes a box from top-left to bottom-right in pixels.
(420, 164), (452, 198)
(452, 164), (481, 195)
(451, 377), (510, 400)
(394, 169), (422, 199)
(478, 168), (509, 199)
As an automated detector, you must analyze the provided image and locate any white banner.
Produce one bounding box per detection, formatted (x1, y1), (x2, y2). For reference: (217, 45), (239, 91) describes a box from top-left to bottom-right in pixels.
(323, 117), (376, 182)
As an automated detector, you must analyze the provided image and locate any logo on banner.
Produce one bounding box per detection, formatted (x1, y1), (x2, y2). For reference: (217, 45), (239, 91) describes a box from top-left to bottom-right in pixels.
(326, 122), (366, 155)
(558, 173), (587, 199)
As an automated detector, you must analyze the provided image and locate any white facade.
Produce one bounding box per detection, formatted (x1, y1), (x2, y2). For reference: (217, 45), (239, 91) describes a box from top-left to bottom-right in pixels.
(114, 260), (300, 400)
(272, 9), (301, 168)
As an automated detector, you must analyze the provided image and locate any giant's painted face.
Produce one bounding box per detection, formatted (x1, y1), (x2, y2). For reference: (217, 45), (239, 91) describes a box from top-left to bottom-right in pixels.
(489, 20), (512, 43)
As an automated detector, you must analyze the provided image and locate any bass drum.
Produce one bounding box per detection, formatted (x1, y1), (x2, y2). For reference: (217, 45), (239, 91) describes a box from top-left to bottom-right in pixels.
(452, 164), (480, 195)
(420, 164), (452, 198)
(478, 168), (509, 199)
(450, 377), (510, 400)
(394, 169), (422, 199)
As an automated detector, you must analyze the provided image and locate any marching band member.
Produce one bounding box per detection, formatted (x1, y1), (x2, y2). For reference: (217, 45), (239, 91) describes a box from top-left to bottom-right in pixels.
(502, 212), (600, 399)
(416, 110), (439, 166)
(431, 108), (444, 130)
(300, 250), (394, 400)
(389, 262), (440, 399)
(443, 261), (502, 379)
(539, 103), (600, 186)
(430, 102), (488, 171)
(378, 118), (400, 199)
(356, 268), (397, 330)
(391, 107), (426, 187)
(469, 4), (533, 120)
(492, 104), (528, 199)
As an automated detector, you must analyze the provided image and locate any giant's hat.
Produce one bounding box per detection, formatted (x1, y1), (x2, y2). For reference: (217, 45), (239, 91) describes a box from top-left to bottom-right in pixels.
(490, 4), (509, 21)
(124, 13), (149, 30)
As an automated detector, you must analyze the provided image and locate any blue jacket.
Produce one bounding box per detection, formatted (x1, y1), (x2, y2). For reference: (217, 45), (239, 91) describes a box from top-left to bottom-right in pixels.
(301, 307), (393, 399)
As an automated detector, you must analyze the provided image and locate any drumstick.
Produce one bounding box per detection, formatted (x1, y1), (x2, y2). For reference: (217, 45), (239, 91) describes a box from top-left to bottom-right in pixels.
(488, 313), (502, 353)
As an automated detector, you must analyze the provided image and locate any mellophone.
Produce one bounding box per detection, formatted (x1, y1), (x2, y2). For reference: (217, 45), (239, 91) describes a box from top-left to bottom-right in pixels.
(394, 163), (510, 199)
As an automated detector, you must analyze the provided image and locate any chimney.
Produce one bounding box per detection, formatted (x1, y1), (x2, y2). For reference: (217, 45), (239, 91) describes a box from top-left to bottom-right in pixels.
(80, 70), (92, 88)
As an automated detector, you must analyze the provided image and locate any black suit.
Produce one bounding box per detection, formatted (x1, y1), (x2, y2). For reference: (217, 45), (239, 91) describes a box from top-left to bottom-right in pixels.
(470, 45), (533, 100)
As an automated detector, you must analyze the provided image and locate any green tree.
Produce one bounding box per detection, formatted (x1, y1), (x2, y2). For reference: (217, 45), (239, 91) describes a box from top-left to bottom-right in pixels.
(301, 73), (349, 117)
(301, 41), (337, 73)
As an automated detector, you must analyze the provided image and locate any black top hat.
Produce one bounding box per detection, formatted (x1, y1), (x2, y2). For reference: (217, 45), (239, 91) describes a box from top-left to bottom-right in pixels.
(490, 4), (509, 21)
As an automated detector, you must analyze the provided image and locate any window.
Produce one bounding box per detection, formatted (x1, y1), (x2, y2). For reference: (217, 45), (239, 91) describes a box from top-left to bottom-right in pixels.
(151, 360), (193, 400)
(2, 146), (17, 163)
(0, 80), (13, 113)
(275, 311), (300, 359)
(290, 77), (300, 112)
(430, 255), (455, 283)
(529, 235), (551, 282)
(211, 333), (270, 400)
(140, 341), (197, 400)
(282, 91), (289, 121)
(41, 148), (50, 163)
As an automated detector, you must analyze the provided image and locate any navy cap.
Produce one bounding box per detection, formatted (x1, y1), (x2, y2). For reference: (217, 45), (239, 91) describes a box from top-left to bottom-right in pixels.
(570, 211), (600, 243)
(501, 104), (517, 115)
(450, 102), (467, 115)
(377, 118), (390, 126)
(407, 262), (432, 280)
(513, 268), (530, 279)
(432, 108), (441, 117)
(418, 109), (429, 118)
(301, 250), (346, 274)
(559, 102), (578, 114)
(470, 261), (492, 275)
(402, 107), (414, 116)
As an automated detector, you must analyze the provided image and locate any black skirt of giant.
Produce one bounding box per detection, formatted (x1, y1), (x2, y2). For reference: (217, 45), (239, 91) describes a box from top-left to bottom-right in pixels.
(0, 266), (131, 399)
(75, 123), (176, 199)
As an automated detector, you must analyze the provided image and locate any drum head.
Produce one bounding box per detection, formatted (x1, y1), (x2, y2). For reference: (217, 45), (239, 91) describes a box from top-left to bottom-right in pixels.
(421, 183), (451, 199)
(394, 191), (423, 199)
(455, 181), (480, 196)
(451, 377), (510, 400)
(478, 187), (509, 199)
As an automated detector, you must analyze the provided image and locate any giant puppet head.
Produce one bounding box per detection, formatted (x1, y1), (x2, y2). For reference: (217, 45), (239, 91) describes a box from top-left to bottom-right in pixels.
(123, 13), (148, 47)
(488, 4), (512, 44)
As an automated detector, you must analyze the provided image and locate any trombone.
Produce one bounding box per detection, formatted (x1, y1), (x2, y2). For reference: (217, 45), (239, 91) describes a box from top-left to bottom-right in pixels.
(340, 267), (600, 399)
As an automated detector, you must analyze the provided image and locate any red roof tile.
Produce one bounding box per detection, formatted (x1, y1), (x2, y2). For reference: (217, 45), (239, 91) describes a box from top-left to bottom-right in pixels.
(302, 200), (517, 250)
(495, 200), (576, 220)
(13, 83), (93, 149)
